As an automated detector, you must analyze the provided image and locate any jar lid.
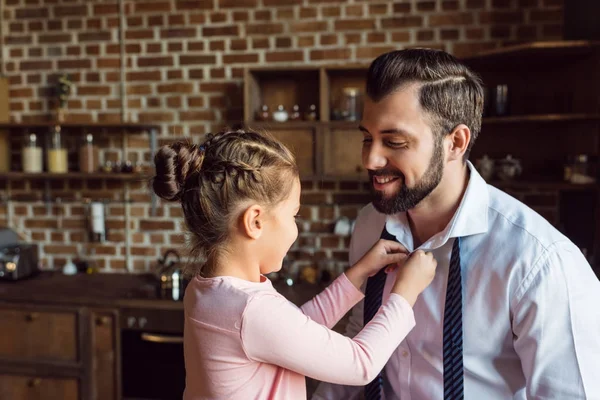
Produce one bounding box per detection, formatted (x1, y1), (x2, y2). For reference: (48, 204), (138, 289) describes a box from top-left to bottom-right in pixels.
(343, 87), (359, 96)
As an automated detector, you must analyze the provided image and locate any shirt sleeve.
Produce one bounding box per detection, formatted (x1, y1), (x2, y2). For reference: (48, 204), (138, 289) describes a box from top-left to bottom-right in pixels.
(241, 291), (415, 386)
(299, 272), (364, 329)
(512, 240), (600, 399)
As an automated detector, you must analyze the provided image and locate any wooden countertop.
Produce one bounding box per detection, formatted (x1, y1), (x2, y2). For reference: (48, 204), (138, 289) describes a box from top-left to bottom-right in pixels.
(0, 271), (325, 310)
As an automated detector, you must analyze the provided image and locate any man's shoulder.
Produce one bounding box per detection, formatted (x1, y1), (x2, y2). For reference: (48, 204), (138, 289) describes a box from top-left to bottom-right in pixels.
(486, 185), (569, 250)
(354, 203), (386, 235)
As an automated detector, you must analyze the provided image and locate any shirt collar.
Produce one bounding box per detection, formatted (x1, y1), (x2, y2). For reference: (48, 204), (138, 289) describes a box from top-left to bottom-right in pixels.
(386, 161), (489, 251)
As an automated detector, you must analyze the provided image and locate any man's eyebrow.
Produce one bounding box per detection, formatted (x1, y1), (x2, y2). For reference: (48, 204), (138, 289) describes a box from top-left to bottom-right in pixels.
(359, 125), (413, 137)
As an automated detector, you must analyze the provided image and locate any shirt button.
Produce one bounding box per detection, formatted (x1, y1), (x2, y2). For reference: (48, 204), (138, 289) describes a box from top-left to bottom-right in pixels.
(402, 351), (409, 358)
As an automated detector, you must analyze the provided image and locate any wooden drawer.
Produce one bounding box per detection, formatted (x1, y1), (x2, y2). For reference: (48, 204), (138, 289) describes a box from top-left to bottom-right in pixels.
(0, 374), (78, 400)
(0, 308), (78, 362)
(324, 128), (365, 176)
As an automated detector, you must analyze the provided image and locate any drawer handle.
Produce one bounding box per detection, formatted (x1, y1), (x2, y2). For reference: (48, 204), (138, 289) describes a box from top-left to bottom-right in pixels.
(95, 316), (111, 326)
(141, 333), (183, 344)
(25, 312), (39, 322)
(27, 378), (41, 388)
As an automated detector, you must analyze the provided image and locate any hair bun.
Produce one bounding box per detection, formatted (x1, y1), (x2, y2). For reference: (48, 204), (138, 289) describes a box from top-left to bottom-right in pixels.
(152, 142), (203, 202)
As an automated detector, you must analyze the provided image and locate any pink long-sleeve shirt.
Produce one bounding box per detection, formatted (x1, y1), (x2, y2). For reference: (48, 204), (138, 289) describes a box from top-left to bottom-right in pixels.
(183, 272), (415, 400)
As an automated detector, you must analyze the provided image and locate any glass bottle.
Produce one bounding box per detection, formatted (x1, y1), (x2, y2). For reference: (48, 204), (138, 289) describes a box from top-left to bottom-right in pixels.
(341, 87), (361, 121)
(22, 133), (43, 173)
(47, 125), (68, 173)
(78, 132), (99, 173)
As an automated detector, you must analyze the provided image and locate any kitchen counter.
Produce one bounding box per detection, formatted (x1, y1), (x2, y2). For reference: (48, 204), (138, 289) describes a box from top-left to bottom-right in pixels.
(0, 271), (327, 310)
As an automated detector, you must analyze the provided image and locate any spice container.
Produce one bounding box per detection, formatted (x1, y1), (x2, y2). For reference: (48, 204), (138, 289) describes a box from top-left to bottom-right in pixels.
(79, 132), (99, 173)
(22, 133), (43, 173)
(47, 125), (68, 173)
(272, 105), (289, 122)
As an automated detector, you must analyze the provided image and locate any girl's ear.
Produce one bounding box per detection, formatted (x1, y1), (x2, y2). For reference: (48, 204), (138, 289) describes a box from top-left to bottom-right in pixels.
(241, 204), (263, 240)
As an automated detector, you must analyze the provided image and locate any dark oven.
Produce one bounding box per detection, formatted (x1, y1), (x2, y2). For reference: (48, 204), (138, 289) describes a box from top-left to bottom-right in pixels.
(120, 307), (186, 400)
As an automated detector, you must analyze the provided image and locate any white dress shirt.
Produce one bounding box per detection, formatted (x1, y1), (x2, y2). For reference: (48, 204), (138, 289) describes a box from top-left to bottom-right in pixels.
(313, 162), (600, 400)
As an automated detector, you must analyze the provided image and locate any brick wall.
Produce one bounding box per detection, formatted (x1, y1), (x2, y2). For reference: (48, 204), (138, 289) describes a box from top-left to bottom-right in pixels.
(0, 0), (564, 273)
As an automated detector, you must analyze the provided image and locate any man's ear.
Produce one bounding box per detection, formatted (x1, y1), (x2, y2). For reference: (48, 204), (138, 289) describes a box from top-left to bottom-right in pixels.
(241, 204), (263, 240)
(446, 124), (471, 161)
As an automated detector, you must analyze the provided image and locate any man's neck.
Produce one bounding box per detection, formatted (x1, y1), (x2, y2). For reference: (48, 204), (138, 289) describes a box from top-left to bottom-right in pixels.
(407, 164), (470, 248)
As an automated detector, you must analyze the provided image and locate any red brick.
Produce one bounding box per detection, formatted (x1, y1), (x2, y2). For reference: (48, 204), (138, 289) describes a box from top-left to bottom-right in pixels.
(381, 16), (423, 28)
(158, 83), (195, 94)
(297, 36), (315, 47)
(367, 32), (386, 43)
(254, 9), (271, 20)
(179, 110), (216, 121)
(126, 30), (154, 40)
(263, 0), (301, 5)
(322, 6), (341, 17)
(417, 1), (436, 11)
(275, 7), (293, 19)
(466, 0), (485, 7)
(275, 36), (292, 48)
(231, 39), (248, 50)
(15, 7), (48, 18)
(203, 25), (239, 36)
(233, 11), (249, 21)
(335, 19), (375, 30)
(10, 22), (24, 32)
(291, 21), (328, 33)
(160, 28), (197, 39)
(136, 1), (172, 12)
(77, 85), (111, 96)
(189, 13), (206, 24)
(247, 23), (284, 35)
(10, 88), (33, 98)
(138, 112), (174, 122)
(223, 53), (259, 64)
(189, 69), (205, 79)
(54, 5), (87, 17)
(356, 46), (397, 59)
(252, 37), (271, 49)
(345, 4), (365, 17)
(180, 55), (216, 65)
(442, 1), (459, 10)
(441, 28), (460, 40)
(491, 26), (511, 38)
(369, 3), (389, 14)
(38, 33), (71, 44)
(345, 33), (362, 44)
(20, 60), (52, 71)
(48, 20), (62, 30)
(25, 219), (58, 229)
(168, 42), (184, 52)
(320, 34), (338, 45)
(147, 15), (165, 26)
(138, 56), (174, 67)
(332, 193), (371, 205)
(466, 27), (485, 39)
(58, 59), (92, 69)
(417, 29), (435, 41)
(176, 0), (213, 10)
(45, 245), (78, 254)
(79, 31), (112, 42)
(127, 70), (161, 81)
(219, 0), (257, 7)
(311, 48), (351, 61)
(29, 21), (43, 31)
(266, 51), (304, 63)
(187, 97), (205, 107)
(210, 40), (225, 51)
(429, 13), (474, 26)
(188, 41), (205, 51)
(210, 11), (227, 23)
(5, 36), (32, 45)
(479, 11), (524, 24)
(94, 4), (118, 14)
(300, 7), (317, 18)
(10, 48), (23, 57)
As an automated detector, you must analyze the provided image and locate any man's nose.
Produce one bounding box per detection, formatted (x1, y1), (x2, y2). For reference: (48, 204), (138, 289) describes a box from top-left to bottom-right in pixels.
(363, 142), (387, 171)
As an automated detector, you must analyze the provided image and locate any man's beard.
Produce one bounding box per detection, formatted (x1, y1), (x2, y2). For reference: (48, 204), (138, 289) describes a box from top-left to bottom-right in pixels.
(369, 139), (444, 215)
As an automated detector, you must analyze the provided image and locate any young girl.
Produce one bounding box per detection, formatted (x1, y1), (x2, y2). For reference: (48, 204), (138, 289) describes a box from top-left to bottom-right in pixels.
(152, 130), (437, 400)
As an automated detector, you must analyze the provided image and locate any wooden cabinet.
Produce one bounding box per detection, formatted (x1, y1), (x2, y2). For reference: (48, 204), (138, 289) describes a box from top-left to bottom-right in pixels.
(0, 305), (119, 400)
(0, 309), (78, 362)
(90, 311), (118, 400)
(324, 128), (365, 177)
(0, 374), (79, 400)
(269, 128), (316, 177)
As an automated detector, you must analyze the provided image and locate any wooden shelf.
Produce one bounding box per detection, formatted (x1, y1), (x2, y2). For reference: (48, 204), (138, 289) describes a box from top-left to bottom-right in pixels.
(483, 113), (600, 124)
(0, 172), (150, 181)
(464, 40), (600, 63)
(489, 180), (597, 191)
(0, 122), (161, 131)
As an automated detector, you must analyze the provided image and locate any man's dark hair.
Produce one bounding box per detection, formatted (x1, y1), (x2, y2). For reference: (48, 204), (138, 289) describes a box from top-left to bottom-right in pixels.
(366, 48), (484, 160)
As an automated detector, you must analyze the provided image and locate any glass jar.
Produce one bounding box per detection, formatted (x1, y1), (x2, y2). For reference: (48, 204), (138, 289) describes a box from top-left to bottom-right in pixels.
(22, 133), (43, 173)
(79, 132), (99, 173)
(340, 87), (362, 121)
(47, 125), (68, 173)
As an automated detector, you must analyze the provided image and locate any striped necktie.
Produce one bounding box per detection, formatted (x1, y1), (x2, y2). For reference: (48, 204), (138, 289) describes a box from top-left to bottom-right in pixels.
(443, 237), (464, 399)
(363, 226), (396, 400)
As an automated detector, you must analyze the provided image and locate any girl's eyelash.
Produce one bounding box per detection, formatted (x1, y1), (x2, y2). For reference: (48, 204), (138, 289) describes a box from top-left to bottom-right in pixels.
(294, 214), (301, 218)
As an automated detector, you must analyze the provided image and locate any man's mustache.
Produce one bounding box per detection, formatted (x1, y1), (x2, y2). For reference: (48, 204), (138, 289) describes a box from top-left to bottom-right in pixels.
(368, 169), (403, 178)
